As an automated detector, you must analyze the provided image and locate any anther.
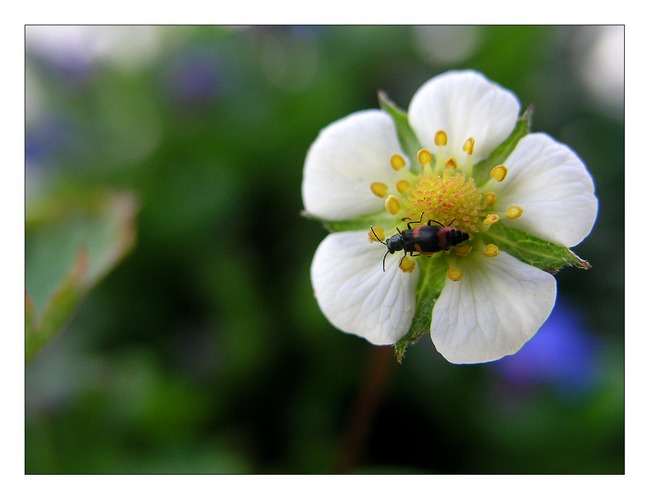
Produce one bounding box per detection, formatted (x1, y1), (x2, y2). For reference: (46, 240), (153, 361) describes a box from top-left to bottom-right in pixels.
(417, 148), (433, 167)
(490, 165), (508, 182)
(483, 214), (500, 225)
(454, 245), (472, 257)
(369, 227), (385, 242)
(463, 137), (475, 155)
(370, 182), (388, 198)
(484, 192), (496, 206)
(385, 195), (401, 215)
(396, 179), (410, 194)
(447, 267), (463, 282)
(399, 256), (416, 273)
(435, 130), (448, 146)
(445, 158), (457, 169)
(483, 244), (499, 257)
(506, 206), (524, 219)
(390, 154), (407, 171)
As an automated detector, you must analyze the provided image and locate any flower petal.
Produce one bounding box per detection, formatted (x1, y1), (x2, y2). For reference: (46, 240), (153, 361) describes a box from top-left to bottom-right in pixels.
(311, 231), (419, 345)
(496, 133), (598, 247)
(408, 70), (520, 163)
(430, 251), (557, 364)
(302, 110), (405, 220)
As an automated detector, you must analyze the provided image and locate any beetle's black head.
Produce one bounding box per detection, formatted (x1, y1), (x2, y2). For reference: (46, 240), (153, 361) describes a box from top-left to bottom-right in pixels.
(370, 227), (405, 272)
(385, 234), (404, 253)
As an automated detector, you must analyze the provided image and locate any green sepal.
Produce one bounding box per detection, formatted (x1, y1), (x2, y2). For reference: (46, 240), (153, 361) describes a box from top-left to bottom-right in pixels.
(482, 223), (591, 273)
(472, 105), (533, 186)
(394, 255), (448, 362)
(378, 90), (421, 170)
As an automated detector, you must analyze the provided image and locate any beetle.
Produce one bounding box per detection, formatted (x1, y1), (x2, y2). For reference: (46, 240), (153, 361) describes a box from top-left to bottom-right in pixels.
(370, 213), (470, 271)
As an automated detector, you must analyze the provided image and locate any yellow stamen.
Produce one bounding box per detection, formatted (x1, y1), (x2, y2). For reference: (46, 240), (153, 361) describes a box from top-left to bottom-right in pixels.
(417, 148), (433, 167)
(396, 179), (410, 194)
(483, 214), (500, 225)
(454, 245), (472, 257)
(445, 158), (457, 169)
(484, 192), (496, 206)
(463, 137), (475, 155)
(385, 195), (401, 215)
(490, 165), (508, 182)
(447, 267), (463, 282)
(390, 153), (407, 171)
(506, 206), (524, 219)
(408, 171), (484, 235)
(435, 130), (448, 146)
(369, 227), (385, 242)
(483, 243), (499, 257)
(370, 182), (388, 198)
(399, 257), (416, 273)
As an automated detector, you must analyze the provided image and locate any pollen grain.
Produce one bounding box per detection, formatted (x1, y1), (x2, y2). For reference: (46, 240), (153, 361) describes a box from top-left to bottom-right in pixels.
(390, 154), (407, 171)
(370, 182), (388, 198)
(506, 206), (524, 219)
(490, 165), (508, 182)
(447, 267), (463, 281)
(385, 195), (401, 215)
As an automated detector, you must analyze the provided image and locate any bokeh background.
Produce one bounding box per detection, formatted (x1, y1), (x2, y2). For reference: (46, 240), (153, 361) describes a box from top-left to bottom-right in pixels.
(25, 25), (624, 474)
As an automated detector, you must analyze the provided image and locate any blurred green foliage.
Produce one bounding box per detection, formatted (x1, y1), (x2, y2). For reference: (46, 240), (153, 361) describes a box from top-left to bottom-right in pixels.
(26, 189), (137, 361)
(25, 26), (623, 474)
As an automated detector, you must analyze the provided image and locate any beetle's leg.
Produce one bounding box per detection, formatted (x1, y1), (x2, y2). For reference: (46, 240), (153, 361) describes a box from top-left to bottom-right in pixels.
(427, 218), (455, 227)
(405, 212), (425, 230)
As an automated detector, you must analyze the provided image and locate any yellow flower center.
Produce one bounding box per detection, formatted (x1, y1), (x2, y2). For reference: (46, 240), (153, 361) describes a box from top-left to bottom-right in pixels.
(367, 130), (526, 275)
(406, 169), (484, 235)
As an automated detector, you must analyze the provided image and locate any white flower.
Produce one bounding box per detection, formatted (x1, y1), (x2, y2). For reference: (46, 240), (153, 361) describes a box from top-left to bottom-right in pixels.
(302, 70), (598, 364)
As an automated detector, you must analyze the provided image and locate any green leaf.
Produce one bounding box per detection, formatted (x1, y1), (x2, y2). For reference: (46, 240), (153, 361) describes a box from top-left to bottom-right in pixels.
(25, 247), (89, 360)
(482, 223), (591, 273)
(394, 255), (448, 362)
(25, 189), (139, 362)
(472, 105), (533, 186)
(378, 90), (422, 169)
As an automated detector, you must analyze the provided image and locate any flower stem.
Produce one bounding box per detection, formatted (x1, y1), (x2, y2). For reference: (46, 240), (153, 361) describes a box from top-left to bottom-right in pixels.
(332, 345), (394, 473)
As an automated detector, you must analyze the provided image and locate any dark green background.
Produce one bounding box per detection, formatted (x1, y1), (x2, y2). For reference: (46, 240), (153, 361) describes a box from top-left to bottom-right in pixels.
(25, 26), (624, 474)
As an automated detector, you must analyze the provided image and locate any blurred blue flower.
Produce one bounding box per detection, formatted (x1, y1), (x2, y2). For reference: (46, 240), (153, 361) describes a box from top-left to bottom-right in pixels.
(26, 26), (164, 85)
(25, 118), (71, 165)
(492, 299), (601, 398)
(164, 48), (224, 105)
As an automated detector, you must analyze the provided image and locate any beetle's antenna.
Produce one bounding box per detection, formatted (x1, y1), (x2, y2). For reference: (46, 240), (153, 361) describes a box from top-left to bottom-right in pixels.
(370, 226), (387, 246)
(382, 250), (389, 272)
(371, 226), (389, 272)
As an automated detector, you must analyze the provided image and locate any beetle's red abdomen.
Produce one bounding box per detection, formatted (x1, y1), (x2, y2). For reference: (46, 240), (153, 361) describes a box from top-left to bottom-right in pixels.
(405, 225), (469, 253)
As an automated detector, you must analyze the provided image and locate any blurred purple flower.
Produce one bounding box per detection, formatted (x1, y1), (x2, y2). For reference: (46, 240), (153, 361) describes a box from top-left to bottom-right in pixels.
(26, 27), (105, 86)
(493, 299), (600, 397)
